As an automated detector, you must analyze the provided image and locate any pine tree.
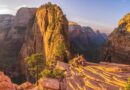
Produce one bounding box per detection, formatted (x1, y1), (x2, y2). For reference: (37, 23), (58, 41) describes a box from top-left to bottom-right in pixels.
(25, 53), (44, 84)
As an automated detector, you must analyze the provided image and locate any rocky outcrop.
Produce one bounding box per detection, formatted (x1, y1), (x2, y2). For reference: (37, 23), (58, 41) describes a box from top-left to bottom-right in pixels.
(0, 60), (129, 90)
(0, 14), (15, 69)
(57, 61), (130, 90)
(14, 60), (130, 90)
(38, 78), (60, 90)
(19, 3), (72, 70)
(0, 72), (16, 90)
(19, 3), (72, 78)
(36, 4), (72, 62)
(69, 22), (107, 62)
(1, 59), (130, 90)
(103, 13), (130, 64)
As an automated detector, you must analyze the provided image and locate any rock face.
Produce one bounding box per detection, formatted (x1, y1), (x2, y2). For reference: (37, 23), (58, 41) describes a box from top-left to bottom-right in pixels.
(19, 3), (72, 67)
(0, 8), (36, 67)
(36, 4), (72, 62)
(0, 14), (14, 41)
(102, 13), (130, 64)
(14, 7), (36, 29)
(19, 3), (72, 77)
(0, 15), (14, 66)
(0, 8), (36, 84)
(69, 22), (107, 62)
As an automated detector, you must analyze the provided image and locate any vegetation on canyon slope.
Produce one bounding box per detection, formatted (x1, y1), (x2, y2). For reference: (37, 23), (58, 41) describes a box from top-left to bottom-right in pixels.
(25, 53), (64, 83)
(125, 78), (130, 90)
(25, 53), (44, 82)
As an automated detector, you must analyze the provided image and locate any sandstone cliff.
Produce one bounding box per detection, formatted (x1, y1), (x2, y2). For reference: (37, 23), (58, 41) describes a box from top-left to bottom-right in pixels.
(0, 3), (129, 90)
(19, 3), (72, 77)
(0, 8), (36, 68)
(36, 4), (72, 62)
(0, 8), (36, 84)
(103, 13), (130, 64)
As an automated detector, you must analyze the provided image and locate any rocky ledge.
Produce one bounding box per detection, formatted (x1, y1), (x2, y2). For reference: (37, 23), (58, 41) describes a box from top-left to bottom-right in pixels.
(1, 60), (130, 90)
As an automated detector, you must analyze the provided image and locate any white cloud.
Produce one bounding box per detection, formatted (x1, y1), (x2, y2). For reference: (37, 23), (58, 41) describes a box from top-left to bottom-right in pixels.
(0, 8), (14, 14)
(15, 5), (27, 10)
(0, 5), (8, 8)
(0, 4), (28, 15)
(0, 4), (15, 15)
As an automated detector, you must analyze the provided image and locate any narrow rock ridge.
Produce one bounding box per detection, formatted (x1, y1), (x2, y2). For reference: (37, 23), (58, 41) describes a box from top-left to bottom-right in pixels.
(19, 3), (72, 76)
(36, 4), (72, 62)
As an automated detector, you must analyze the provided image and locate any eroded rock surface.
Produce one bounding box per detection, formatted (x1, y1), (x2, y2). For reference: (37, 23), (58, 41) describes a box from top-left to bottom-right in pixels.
(18, 61), (130, 90)
(36, 4), (72, 62)
(19, 3), (72, 75)
(102, 13), (130, 64)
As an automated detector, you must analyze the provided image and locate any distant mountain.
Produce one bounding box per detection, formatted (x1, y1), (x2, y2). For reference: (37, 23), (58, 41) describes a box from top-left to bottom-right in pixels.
(102, 13), (130, 64)
(69, 22), (107, 62)
(0, 8), (36, 67)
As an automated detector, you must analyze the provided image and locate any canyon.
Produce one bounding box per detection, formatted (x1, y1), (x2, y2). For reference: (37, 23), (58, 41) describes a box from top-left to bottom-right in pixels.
(0, 2), (129, 90)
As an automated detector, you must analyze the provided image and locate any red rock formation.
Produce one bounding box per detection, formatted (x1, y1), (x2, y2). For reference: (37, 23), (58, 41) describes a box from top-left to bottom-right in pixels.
(17, 82), (32, 90)
(19, 3), (72, 76)
(0, 72), (15, 90)
(102, 13), (130, 64)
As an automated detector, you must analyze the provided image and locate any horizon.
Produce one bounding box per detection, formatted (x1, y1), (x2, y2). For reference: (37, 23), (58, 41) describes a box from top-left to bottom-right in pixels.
(0, 0), (130, 34)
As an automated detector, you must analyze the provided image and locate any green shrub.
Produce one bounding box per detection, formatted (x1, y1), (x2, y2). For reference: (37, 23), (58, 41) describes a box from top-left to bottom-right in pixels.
(40, 68), (51, 77)
(41, 68), (64, 78)
(125, 78), (130, 90)
(24, 53), (44, 81)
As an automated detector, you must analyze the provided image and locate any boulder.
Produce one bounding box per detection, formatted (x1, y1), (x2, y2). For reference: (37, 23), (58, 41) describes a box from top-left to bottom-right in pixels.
(0, 72), (15, 90)
(38, 78), (60, 90)
(18, 82), (32, 90)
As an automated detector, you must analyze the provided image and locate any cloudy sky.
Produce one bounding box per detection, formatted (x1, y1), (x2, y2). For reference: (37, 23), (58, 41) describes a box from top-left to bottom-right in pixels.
(0, 0), (130, 33)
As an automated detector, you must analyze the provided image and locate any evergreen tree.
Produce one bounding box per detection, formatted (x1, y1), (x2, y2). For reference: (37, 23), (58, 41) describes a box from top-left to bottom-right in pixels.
(25, 53), (44, 83)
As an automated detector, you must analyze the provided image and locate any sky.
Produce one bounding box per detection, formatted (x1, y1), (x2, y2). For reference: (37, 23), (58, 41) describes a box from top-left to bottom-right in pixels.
(0, 0), (130, 33)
